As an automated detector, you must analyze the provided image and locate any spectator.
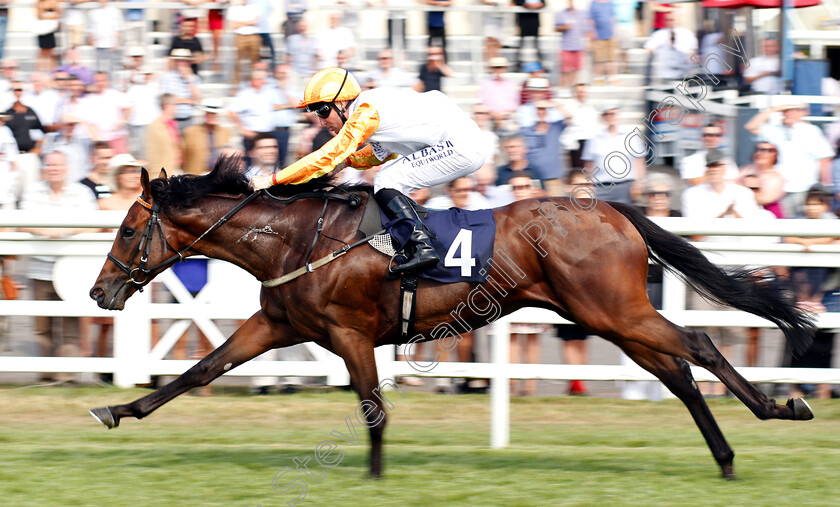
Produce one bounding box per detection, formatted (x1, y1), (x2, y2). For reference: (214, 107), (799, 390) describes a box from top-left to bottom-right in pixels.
(22, 73), (61, 136)
(125, 66), (160, 159)
(472, 103), (500, 168)
(516, 77), (559, 128)
(285, 17), (317, 84)
(316, 12), (356, 69)
(40, 115), (90, 183)
(383, 0), (409, 54)
(518, 61), (552, 105)
(743, 38), (782, 95)
(745, 103), (834, 217)
(640, 173), (680, 309)
(62, 0), (87, 49)
(20, 151), (98, 379)
(98, 154), (142, 211)
(284, 0), (307, 38)
(496, 135), (540, 185)
(160, 49), (202, 131)
(3, 82), (45, 155)
(0, 112), (15, 207)
(207, 0), (227, 74)
(643, 12), (697, 83)
(145, 93), (183, 174)
(228, 69), (277, 160)
(35, 0), (62, 72)
(581, 105), (645, 204)
(681, 148), (767, 396)
(87, 0), (124, 74)
(738, 141), (785, 218)
(426, 0), (450, 62)
(782, 186), (837, 400)
(54, 78), (92, 174)
(80, 141), (114, 200)
(169, 12), (205, 75)
(478, 57), (519, 129)
(82, 72), (130, 154)
(555, 0), (587, 87)
(227, 0), (261, 86)
(426, 176), (491, 210)
(123, 0), (146, 47)
(589, 0), (617, 85)
(473, 164), (512, 207)
(513, 0), (546, 71)
(267, 64), (300, 167)
(254, 0), (277, 68)
(183, 98), (233, 175)
(368, 49), (417, 89)
(0, 59), (18, 107)
(519, 100), (569, 195)
(679, 123), (739, 187)
(560, 83), (598, 170)
(415, 46), (454, 93)
(507, 173), (545, 396)
(244, 132), (279, 180)
(55, 47), (95, 86)
(481, 0), (506, 61)
(114, 46), (150, 92)
(0, 1), (8, 61)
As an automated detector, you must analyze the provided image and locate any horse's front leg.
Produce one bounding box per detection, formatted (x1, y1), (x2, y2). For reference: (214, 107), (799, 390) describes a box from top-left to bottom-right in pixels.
(327, 325), (390, 479)
(90, 311), (292, 428)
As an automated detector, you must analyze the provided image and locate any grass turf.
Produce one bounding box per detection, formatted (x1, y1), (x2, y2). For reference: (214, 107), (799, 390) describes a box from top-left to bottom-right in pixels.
(0, 386), (838, 506)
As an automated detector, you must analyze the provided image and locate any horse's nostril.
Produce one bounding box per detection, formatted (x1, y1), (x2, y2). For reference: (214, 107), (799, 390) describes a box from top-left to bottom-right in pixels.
(90, 287), (105, 301)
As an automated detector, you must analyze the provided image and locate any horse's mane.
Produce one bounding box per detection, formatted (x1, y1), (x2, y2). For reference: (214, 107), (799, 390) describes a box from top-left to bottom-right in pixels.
(149, 156), (370, 208)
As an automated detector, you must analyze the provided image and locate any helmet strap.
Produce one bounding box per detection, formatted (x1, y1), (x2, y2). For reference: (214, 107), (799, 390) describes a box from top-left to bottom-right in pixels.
(330, 69), (351, 123)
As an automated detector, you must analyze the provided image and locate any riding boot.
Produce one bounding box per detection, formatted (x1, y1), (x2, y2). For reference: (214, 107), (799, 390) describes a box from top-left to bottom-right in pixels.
(375, 189), (440, 273)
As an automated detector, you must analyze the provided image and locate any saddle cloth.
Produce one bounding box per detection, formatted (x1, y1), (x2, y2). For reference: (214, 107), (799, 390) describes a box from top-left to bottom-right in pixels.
(360, 194), (496, 284)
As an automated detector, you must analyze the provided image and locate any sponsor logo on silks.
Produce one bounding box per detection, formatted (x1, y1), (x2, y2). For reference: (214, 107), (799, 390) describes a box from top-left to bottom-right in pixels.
(370, 141), (392, 161)
(408, 140), (456, 169)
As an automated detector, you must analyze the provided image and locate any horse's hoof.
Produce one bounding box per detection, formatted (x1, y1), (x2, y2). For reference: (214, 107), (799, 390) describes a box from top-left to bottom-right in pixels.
(89, 407), (119, 429)
(788, 398), (814, 421)
(720, 462), (736, 480)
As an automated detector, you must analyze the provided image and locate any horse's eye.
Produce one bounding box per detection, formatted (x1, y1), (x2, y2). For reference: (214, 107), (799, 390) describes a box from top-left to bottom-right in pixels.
(122, 227), (135, 239)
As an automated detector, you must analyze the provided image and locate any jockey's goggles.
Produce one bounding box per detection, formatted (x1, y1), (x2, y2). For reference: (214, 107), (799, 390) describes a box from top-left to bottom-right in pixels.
(306, 102), (333, 119)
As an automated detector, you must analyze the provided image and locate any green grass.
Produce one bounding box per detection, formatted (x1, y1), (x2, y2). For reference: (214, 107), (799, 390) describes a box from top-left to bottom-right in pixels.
(0, 387), (839, 506)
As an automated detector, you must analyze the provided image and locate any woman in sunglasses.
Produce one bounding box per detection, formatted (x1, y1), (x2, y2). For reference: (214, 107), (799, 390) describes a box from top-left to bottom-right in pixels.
(250, 67), (488, 274)
(738, 141), (785, 218)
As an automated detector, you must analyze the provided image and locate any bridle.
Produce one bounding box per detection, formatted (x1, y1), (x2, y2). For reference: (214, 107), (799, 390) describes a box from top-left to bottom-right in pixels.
(107, 191), (262, 291)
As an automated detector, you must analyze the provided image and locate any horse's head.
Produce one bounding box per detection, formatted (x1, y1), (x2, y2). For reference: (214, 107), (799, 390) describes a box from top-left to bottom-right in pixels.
(90, 168), (177, 310)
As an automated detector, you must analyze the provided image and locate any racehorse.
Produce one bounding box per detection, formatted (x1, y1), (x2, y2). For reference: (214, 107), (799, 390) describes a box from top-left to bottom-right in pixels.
(89, 158), (816, 480)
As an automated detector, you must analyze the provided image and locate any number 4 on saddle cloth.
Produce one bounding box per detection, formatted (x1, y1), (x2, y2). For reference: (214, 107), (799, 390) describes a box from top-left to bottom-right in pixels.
(369, 201), (496, 283)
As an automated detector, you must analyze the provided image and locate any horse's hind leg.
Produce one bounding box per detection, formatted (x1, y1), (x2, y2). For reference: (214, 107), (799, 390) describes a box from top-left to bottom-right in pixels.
(619, 341), (736, 479)
(678, 326), (813, 421)
(90, 311), (289, 428)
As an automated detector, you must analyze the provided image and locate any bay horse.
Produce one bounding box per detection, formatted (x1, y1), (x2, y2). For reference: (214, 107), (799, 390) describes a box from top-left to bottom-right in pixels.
(89, 158), (815, 480)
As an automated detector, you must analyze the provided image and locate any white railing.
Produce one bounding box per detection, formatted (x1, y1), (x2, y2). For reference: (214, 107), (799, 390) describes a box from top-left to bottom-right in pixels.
(2, 212), (840, 447)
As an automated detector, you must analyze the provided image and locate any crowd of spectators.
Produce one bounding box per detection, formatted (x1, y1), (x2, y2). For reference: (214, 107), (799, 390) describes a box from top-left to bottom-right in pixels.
(0, 1), (836, 398)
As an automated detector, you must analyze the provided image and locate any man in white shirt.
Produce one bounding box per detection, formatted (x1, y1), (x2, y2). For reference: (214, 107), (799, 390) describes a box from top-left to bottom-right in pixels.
(79, 72), (130, 154)
(743, 38), (782, 95)
(316, 11), (356, 69)
(679, 123), (739, 186)
(21, 73), (60, 136)
(643, 13), (698, 83)
(745, 102), (835, 216)
(228, 69), (279, 160)
(682, 148), (763, 221)
(87, 0), (123, 74)
(426, 176), (491, 210)
(367, 49), (416, 89)
(581, 105), (645, 204)
(560, 83), (599, 170)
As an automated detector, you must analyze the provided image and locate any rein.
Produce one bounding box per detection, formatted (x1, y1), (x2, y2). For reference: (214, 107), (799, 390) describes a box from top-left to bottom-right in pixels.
(108, 186), (371, 291)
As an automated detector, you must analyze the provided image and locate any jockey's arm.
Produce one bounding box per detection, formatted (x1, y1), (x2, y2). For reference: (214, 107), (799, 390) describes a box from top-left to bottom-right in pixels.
(252, 103), (383, 188)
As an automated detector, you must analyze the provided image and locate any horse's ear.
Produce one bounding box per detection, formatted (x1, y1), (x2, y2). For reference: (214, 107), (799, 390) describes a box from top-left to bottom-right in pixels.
(158, 168), (168, 180)
(140, 167), (151, 198)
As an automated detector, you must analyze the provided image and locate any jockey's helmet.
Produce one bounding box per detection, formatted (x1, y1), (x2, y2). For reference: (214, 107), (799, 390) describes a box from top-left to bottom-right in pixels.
(298, 68), (361, 110)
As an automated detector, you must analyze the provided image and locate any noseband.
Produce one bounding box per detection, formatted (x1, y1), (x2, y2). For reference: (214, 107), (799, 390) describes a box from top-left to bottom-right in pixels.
(107, 191), (262, 291)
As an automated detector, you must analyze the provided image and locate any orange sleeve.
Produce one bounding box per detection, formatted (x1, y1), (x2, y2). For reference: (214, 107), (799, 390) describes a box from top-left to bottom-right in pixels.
(346, 145), (399, 169)
(271, 103), (380, 185)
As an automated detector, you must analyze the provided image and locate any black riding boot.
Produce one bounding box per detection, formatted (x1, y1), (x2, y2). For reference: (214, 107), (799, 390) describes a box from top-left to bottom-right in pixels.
(375, 189), (440, 273)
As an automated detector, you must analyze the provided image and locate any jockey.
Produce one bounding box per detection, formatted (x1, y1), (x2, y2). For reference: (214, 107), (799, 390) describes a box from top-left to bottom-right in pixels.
(250, 67), (488, 273)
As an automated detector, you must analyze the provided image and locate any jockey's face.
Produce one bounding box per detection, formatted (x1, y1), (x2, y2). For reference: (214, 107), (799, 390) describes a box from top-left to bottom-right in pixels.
(319, 101), (348, 135)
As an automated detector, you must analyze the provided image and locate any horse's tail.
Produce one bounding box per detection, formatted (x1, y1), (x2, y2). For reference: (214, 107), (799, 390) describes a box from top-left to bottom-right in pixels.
(609, 201), (816, 356)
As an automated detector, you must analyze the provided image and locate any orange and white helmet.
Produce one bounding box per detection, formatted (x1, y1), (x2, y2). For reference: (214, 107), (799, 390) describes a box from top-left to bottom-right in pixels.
(298, 67), (361, 109)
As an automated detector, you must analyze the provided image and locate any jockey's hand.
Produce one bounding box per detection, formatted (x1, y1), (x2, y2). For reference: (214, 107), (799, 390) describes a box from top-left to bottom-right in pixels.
(250, 174), (274, 191)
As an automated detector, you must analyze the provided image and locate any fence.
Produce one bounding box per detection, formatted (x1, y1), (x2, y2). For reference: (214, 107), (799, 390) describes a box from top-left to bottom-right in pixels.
(1, 211), (840, 448)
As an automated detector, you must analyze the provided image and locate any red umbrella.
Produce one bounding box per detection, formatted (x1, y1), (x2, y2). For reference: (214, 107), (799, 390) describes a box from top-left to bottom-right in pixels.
(701, 0), (821, 8)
